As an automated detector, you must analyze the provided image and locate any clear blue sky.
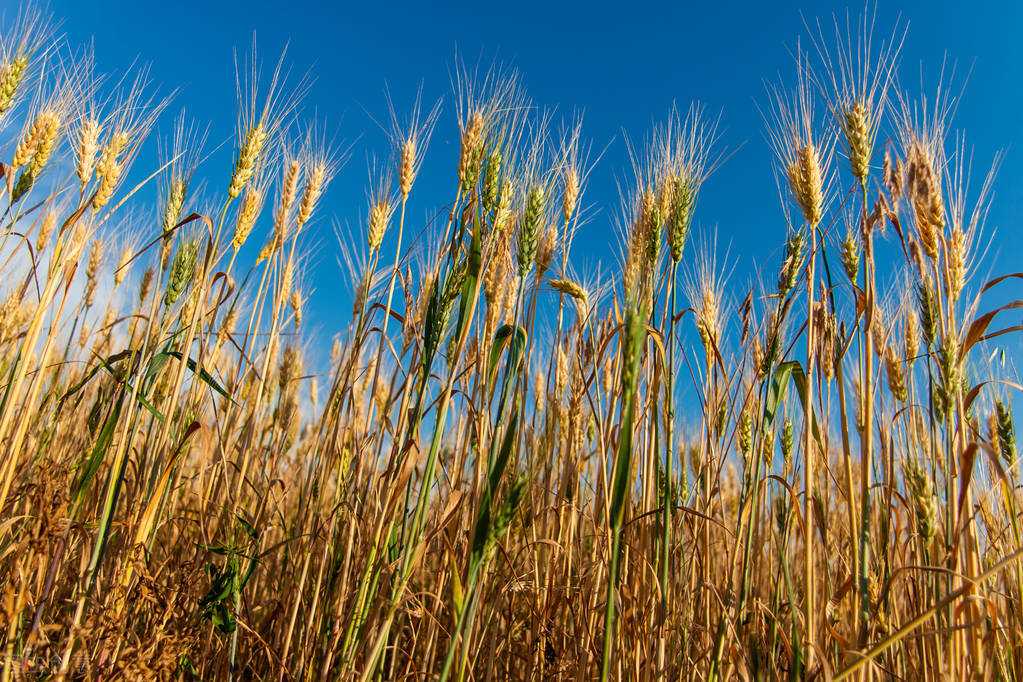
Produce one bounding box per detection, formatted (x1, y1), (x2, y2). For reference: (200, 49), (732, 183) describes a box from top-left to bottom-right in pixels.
(39, 0), (1023, 361)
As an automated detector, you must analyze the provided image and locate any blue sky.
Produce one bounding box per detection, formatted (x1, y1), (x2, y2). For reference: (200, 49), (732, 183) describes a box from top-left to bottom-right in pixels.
(38, 0), (1023, 361)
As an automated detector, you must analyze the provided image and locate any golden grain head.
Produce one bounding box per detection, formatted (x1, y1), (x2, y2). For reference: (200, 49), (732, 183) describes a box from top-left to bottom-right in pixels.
(399, 137), (417, 199)
(233, 187), (264, 250)
(35, 209), (57, 252)
(904, 307), (920, 361)
(547, 277), (586, 303)
(786, 143), (824, 227)
(562, 166), (579, 224)
(92, 160), (122, 209)
(906, 140), (944, 258)
(884, 344), (907, 403)
(696, 286), (720, 352)
(0, 57), (28, 116)
(32, 109), (62, 170)
(290, 290), (303, 327)
(842, 100), (872, 181)
(97, 131), (131, 178)
(85, 237), (104, 281)
(458, 110), (486, 191)
(947, 227), (966, 299)
(76, 116), (102, 185)
(12, 108), (58, 167)
(139, 265), (154, 304)
(229, 123), (267, 199)
(548, 276), (589, 318)
(113, 247), (132, 287)
(282, 157), (302, 206)
(0, 11), (1016, 682)
(297, 161), (327, 226)
(91, 132), (132, 210)
(367, 197), (392, 252)
(162, 178), (188, 234)
(535, 219), (559, 277)
(840, 226), (859, 282)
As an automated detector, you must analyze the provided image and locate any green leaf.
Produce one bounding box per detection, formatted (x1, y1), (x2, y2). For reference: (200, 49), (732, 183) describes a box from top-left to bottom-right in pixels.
(787, 361), (825, 453)
(609, 307), (645, 532)
(234, 512), (259, 541)
(133, 392), (166, 424)
(763, 360), (824, 453)
(487, 324), (527, 387)
(471, 409), (520, 570)
(763, 361), (796, 428)
(143, 350), (172, 392)
(178, 652), (201, 680)
(489, 475), (527, 545)
(421, 275), (445, 370)
(61, 349), (135, 403)
(59, 349), (166, 423)
(72, 390), (125, 506)
(160, 350), (234, 402)
(453, 215), (482, 343)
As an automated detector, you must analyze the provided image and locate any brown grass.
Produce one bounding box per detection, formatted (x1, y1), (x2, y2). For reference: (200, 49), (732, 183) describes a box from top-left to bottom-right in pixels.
(0, 6), (1021, 681)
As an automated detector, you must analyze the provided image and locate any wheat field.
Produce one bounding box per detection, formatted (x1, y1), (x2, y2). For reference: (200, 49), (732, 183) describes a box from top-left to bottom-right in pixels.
(0, 5), (1021, 680)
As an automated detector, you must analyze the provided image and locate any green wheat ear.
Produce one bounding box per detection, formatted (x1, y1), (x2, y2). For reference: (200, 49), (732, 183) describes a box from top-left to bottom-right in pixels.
(164, 238), (199, 306)
(998, 400), (1017, 465)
